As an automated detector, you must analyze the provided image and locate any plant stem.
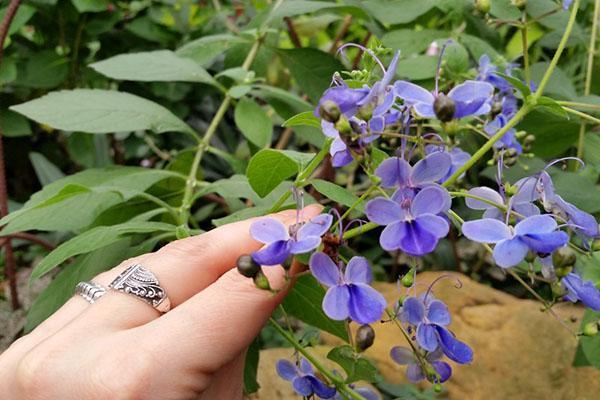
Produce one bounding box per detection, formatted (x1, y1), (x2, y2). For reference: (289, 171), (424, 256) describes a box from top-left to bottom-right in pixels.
(342, 222), (378, 240)
(135, 192), (180, 223)
(339, 185), (378, 222)
(449, 191), (508, 211)
(576, 0), (599, 164)
(268, 318), (366, 400)
(557, 100), (600, 110)
(564, 106), (600, 125)
(532, 0), (581, 102)
(442, 105), (532, 187)
(521, 11), (531, 86)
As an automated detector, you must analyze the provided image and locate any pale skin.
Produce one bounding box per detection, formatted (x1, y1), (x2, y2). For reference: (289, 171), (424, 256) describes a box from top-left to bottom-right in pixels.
(0, 205), (323, 399)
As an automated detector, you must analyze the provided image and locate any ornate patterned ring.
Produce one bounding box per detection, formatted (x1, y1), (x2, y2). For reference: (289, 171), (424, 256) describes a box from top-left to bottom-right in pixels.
(75, 281), (107, 304)
(108, 264), (171, 313)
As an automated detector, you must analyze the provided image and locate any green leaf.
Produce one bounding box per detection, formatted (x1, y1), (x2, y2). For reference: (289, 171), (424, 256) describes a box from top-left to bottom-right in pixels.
(327, 345), (382, 383)
(243, 337), (261, 394)
(0, 57), (17, 84)
(17, 50), (68, 89)
(283, 111), (321, 129)
(370, 147), (389, 169)
(519, 110), (578, 157)
(25, 240), (131, 332)
(0, 109), (31, 137)
(125, 16), (177, 44)
(583, 134), (600, 171)
(29, 152), (65, 186)
(277, 48), (344, 103)
(282, 275), (348, 340)
(574, 310), (600, 369)
(90, 50), (216, 85)
(461, 34), (501, 60)
(71, 0), (109, 12)
(246, 149), (300, 198)
(0, 167), (183, 234)
(552, 172), (600, 213)
(496, 72), (531, 97)
(536, 96), (569, 119)
(269, 1), (367, 19)
(443, 41), (469, 75)
(362, 0), (435, 25)
(531, 62), (577, 99)
(234, 98), (273, 148)
(0, 4), (35, 35)
(177, 34), (246, 67)
(489, 0), (520, 20)
(11, 89), (194, 135)
(396, 56), (437, 81)
(312, 179), (364, 213)
(67, 133), (112, 168)
(382, 29), (449, 56)
(31, 221), (175, 280)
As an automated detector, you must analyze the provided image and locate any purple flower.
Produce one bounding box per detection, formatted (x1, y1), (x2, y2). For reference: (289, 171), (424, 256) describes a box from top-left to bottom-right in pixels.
(484, 114), (522, 153)
(466, 178), (539, 220)
(390, 346), (452, 383)
(250, 214), (333, 266)
(309, 252), (386, 324)
(401, 296), (450, 350)
(477, 55), (512, 92)
(535, 171), (599, 241)
(276, 358), (337, 399)
(374, 152), (452, 189)
(462, 214), (569, 268)
(315, 83), (370, 118)
(562, 272), (600, 310)
(322, 119), (357, 167)
(366, 186), (451, 256)
(394, 80), (494, 120)
(563, 0), (574, 10)
(425, 145), (470, 182)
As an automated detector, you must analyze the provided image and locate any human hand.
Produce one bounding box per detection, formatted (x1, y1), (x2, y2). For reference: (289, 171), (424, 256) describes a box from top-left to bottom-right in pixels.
(0, 205), (322, 400)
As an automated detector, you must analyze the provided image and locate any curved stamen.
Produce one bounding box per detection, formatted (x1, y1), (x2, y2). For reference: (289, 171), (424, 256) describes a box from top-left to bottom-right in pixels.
(328, 207), (344, 235)
(423, 274), (463, 301)
(292, 187), (304, 227)
(337, 43), (387, 74)
(434, 39), (454, 95)
(544, 157), (585, 171)
(343, 218), (368, 235)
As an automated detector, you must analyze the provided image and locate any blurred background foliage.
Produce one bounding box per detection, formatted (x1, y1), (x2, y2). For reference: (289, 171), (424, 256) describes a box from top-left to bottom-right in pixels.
(1, 0), (600, 388)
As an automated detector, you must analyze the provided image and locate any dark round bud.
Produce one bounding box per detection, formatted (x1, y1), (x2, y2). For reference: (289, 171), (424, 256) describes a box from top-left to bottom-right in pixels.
(433, 94), (456, 122)
(474, 0), (491, 13)
(511, 0), (527, 10)
(319, 100), (341, 123)
(355, 324), (376, 352)
(552, 247), (576, 269)
(505, 148), (518, 158)
(504, 156), (517, 167)
(253, 270), (271, 290)
(237, 255), (260, 278)
(583, 322), (599, 337)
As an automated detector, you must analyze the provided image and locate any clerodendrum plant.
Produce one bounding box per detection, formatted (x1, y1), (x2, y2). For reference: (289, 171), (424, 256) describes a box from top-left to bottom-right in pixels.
(4, 0), (600, 398)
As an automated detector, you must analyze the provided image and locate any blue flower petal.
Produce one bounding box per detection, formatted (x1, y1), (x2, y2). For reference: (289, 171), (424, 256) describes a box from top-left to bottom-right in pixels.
(462, 218), (512, 243)
(249, 218), (289, 244)
(276, 359), (298, 381)
(519, 231), (568, 254)
(401, 297), (426, 325)
(252, 240), (291, 266)
(394, 81), (434, 104)
(375, 157), (411, 188)
(390, 346), (414, 365)
(399, 221), (438, 256)
(344, 256), (372, 285)
(411, 152), (452, 185)
(289, 236), (321, 254)
(379, 221), (407, 251)
(406, 364), (425, 382)
(562, 273), (600, 310)
(292, 376), (313, 396)
(514, 214), (557, 235)
(417, 323), (439, 351)
(492, 237), (529, 268)
(465, 187), (503, 210)
(323, 285), (351, 320)
(431, 361), (452, 383)
(415, 214), (449, 239)
(427, 300), (451, 326)
(307, 376), (337, 399)
(297, 214), (333, 239)
(348, 283), (386, 324)
(434, 326), (473, 364)
(411, 186), (451, 216)
(309, 252), (341, 287)
(366, 197), (405, 225)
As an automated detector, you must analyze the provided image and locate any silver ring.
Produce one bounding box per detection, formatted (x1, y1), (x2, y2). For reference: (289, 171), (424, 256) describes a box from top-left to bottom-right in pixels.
(108, 264), (171, 313)
(75, 281), (106, 304)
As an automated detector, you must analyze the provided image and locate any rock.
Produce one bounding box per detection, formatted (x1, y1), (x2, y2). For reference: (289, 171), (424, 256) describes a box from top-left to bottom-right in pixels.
(254, 272), (600, 400)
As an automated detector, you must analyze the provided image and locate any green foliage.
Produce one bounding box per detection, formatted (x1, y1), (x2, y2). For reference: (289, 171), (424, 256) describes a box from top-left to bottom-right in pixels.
(246, 149), (306, 197)
(327, 345), (382, 383)
(234, 98), (273, 148)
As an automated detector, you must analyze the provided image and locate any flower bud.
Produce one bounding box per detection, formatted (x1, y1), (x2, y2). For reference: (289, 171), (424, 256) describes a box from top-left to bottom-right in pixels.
(583, 322), (599, 337)
(237, 255), (261, 278)
(504, 183), (518, 196)
(491, 100), (503, 117)
(524, 135), (535, 145)
(555, 265), (573, 278)
(504, 156), (517, 167)
(334, 116), (352, 136)
(401, 269), (414, 287)
(551, 281), (566, 297)
(474, 0), (491, 13)
(592, 239), (600, 252)
(253, 270), (271, 290)
(433, 94), (456, 122)
(355, 324), (375, 352)
(319, 100), (342, 123)
(552, 247), (576, 269)
(434, 383), (444, 393)
(511, 0), (527, 10)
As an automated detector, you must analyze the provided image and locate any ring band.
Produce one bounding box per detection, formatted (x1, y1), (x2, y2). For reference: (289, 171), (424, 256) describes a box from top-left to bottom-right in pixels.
(108, 264), (171, 313)
(75, 281), (106, 304)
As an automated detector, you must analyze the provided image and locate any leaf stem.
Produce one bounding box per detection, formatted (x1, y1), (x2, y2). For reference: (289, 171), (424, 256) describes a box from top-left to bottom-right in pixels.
(564, 106), (600, 125)
(557, 101), (600, 111)
(521, 11), (531, 86)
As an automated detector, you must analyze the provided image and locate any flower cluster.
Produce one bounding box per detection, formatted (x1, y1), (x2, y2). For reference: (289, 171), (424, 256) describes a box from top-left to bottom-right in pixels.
(237, 44), (600, 399)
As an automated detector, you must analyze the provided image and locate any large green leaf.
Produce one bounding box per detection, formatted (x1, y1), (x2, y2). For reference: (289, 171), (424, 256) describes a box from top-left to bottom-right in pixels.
(531, 63), (577, 99)
(362, 0), (436, 25)
(11, 89), (195, 135)
(312, 179), (364, 213)
(269, 1), (367, 19)
(0, 109), (31, 137)
(90, 50), (216, 85)
(282, 275), (348, 340)
(17, 50), (68, 89)
(552, 172), (600, 213)
(277, 48), (344, 103)
(327, 345), (382, 383)
(0, 4), (35, 35)
(382, 29), (448, 56)
(573, 310), (600, 369)
(396, 56), (437, 80)
(234, 98), (273, 148)
(71, 0), (109, 12)
(176, 34), (246, 67)
(0, 167), (183, 234)
(246, 149), (302, 198)
(30, 221), (175, 280)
